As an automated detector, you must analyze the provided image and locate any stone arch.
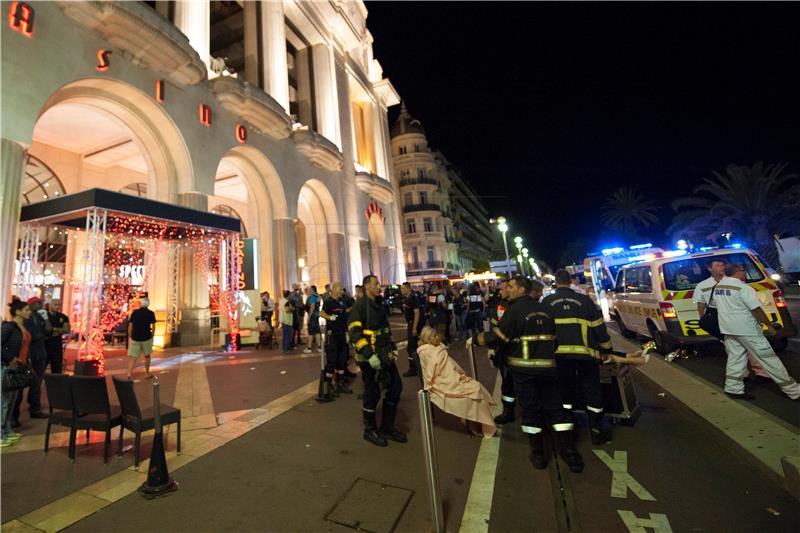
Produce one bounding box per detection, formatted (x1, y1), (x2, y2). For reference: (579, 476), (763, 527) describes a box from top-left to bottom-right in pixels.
(296, 179), (341, 287)
(36, 77), (194, 202)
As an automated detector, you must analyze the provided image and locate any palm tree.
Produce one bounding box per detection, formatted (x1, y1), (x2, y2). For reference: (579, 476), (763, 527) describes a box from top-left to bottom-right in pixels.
(600, 187), (660, 239)
(669, 162), (800, 268)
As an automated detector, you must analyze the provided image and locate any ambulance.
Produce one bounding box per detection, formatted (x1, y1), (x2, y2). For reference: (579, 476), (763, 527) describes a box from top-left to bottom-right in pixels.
(609, 247), (796, 353)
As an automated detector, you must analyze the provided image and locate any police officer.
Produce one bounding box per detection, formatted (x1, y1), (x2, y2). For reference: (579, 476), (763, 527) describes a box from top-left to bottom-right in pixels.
(489, 279), (517, 425)
(400, 282), (423, 377)
(319, 282), (352, 400)
(542, 269), (614, 445)
(348, 275), (406, 447)
(471, 275), (583, 472)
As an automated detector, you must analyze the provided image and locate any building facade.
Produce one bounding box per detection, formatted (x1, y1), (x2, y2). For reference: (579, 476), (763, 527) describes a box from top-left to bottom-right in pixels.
(1, 0), (404, 345)
(390, 104), (495, 283)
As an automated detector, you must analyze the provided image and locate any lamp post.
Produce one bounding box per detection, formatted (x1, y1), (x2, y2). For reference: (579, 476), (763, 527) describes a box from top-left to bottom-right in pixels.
(514, 237), (524, 276)
(522, 248), (529, 277)
(491, 217), (511, 277)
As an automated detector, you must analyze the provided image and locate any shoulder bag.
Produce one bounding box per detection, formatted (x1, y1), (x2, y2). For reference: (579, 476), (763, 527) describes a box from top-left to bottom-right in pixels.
(698, 282), (723, 340)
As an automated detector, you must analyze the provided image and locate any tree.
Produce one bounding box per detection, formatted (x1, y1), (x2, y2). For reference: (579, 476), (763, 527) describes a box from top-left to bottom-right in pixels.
(669, 162), (800, 268)
(600, 187), (660, 240)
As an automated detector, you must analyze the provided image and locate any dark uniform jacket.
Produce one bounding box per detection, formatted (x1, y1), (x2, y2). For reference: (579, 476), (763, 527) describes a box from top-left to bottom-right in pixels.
(322, 297), (348, 333)
(348, 296), (396, 364)
(487, 298), (511, 365)
(541, 287), (612, 361)
(480, 295), (558, 374)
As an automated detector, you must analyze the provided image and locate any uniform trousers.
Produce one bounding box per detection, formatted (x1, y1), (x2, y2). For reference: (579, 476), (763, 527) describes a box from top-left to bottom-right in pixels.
(325, 331), (349, 377)
(511, 370), (572, 433)
(359, 361), (403, 412)
(556, 358), (604, 412)
(406, 322), (419, 365)
(498, 359), (516, 405)
(724, 334), (800, 399)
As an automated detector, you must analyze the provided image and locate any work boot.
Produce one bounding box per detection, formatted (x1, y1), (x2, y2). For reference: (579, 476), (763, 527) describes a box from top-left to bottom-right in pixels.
(363, 411), (388, 447)
(315, 372), (334, 403)
(494, 403), (516, 425)
(556, 431), (584, 473)
(379, 402), (407, 443)
(588, 411), (611, 445)
(402, 358), (418, 378)
(335, 379), (353, 395)
(528, 433), (548, 469)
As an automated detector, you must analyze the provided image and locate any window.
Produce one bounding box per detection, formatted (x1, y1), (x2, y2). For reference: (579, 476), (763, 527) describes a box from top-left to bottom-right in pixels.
(662, 253), (764, 291)
(399, 146), (407, 155)
(406, 219), (416, 234)
(423, 217), (433, 232)
(411, 246), (419, 264)
(400, 169), (410, 179)
(211, 204), (247, 237)
(623, 267), (652, 293)
(419, 191), (428, 204)
(414, 144), (421, 153)
(286, 41), (299, 121)
(403, 192), (413, 205)
(417, 168), (427, 179)
(427, 246), (436, 262)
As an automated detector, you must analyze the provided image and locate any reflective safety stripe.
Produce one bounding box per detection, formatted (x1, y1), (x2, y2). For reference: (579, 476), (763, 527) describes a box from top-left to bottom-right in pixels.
(586, 405), (604, 413)
(552, 423), (574, 432)
(348, 321), (363, 330)
(562, 404), (573, 410)
(354, 338), (369, 350)
(599, 340), (613, 350)
(492, 327), (509, 342)
(362, 408), (375, 413)
(508, 357), (556, 368)
(588, 318), (604, 327)
(554, 317), (605, 328)
(521, 425), (542, 434)
(501, 395), (516, 403)
(519, 334), (556, 357)
(555, 345), (600, 357)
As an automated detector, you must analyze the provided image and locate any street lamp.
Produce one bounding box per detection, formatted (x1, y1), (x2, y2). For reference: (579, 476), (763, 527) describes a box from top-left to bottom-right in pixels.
(490, 216), (511, 277)
(522, 248), (529, 277)
(514, 237), (524, 275)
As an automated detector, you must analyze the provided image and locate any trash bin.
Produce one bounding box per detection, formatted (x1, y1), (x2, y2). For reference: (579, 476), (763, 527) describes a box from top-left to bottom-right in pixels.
(599, 362), (640, 426)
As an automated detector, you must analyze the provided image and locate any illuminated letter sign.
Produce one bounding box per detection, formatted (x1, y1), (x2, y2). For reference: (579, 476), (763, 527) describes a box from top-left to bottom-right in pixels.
(239, 238), (258, 291)
(236, 124), (247, 144)
(8, 2), (34, 37)
(96, 50), (112, 72)
(155, 80), (165, 103)
(199, 104), (212, 126)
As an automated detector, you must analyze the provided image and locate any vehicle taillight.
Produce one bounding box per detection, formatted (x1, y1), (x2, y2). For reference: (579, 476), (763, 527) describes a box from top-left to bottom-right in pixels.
(773, 290), (787, 309)
(659, 302), (678, 319)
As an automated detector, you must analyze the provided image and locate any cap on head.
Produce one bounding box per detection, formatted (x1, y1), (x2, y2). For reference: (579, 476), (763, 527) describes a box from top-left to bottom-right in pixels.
(27, 296), (44, 305)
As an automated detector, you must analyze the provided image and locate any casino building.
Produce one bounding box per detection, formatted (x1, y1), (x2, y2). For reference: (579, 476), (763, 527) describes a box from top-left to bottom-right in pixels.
(1, 1), (404, 345)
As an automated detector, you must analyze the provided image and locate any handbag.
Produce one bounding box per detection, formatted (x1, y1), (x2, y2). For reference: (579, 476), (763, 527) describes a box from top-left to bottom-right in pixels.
(698, 282), (723, 339)
(2, 361), (37, 392)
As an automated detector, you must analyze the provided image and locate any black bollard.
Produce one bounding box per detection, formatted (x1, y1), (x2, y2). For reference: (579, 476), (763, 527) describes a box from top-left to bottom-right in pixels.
(139, 378), (178, 499)
(316, 318), (333, 402)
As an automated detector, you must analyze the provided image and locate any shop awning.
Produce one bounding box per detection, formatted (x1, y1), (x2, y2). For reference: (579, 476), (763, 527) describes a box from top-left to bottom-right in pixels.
(19, 188), (241, 234)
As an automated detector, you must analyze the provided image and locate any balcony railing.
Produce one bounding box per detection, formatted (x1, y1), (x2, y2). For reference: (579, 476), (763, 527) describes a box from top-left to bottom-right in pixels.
(403, 203), (441, 214)
(406, 260), (445, 272)
(399, 177), (439, 187)
(427, 260), (445, 268)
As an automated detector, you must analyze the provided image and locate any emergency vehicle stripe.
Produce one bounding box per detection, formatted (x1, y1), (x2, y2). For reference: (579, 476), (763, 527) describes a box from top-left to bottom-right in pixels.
(521, 425), (542, 434)
(508, 357), (556, 368)
(758, 282), (776, 291)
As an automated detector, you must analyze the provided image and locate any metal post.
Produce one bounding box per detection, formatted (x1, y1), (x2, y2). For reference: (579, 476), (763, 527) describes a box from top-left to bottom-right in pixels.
(501, 231), (511, 277)
(153, 377), (162, 432)
(418, 390), (445, 533)
(468, 341), (478, 381)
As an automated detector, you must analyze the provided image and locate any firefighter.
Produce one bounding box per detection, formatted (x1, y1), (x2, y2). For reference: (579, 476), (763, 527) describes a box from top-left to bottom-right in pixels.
(488, 279), (517, 425)
(348, 274), (406, 447)
(471, 275), (583, 472)
(319, 282), (352, 400)
(400, 282), (423, 377)
(542, 269), (614, 445)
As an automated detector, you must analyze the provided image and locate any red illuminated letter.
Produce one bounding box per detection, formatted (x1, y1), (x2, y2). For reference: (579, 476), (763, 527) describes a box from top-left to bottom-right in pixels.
(96, 50), (112, 72)
(236, 124), (247, 144)
(199, 104), (212, 127)
(155, 80), (165, 103)
(8, 2), (34, 37)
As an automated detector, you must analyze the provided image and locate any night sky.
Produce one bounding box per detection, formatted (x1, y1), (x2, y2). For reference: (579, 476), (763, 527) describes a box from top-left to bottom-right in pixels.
(366, 2), (800, 266)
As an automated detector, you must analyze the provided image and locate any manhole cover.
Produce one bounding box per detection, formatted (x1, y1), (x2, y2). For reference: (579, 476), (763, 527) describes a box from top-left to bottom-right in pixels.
(326, 478), (414, 533)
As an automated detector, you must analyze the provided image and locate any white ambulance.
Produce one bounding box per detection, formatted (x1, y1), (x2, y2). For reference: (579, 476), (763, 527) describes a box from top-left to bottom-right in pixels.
(609, 248), (796, 353)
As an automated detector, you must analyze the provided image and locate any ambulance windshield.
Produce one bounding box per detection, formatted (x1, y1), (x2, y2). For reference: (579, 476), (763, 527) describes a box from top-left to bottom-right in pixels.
(663, 253), (764, 291)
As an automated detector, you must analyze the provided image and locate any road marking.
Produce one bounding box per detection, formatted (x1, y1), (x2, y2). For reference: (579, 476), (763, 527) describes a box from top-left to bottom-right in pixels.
(458, 371), (502, 533)
(593, 450), (656, 501)
(618, 510), (674, 533)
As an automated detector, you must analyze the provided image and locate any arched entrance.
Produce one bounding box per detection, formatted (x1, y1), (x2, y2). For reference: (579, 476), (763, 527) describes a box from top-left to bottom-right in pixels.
(295, 179), (341, 287)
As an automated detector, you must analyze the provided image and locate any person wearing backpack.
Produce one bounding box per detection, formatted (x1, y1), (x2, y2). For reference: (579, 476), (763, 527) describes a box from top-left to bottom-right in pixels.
(2, 299), (31, 446)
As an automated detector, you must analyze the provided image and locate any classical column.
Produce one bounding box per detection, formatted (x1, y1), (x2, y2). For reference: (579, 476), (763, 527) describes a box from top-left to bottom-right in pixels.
(273, 218), (297, 292)
(176, 192), (210, 346)
(311, 44), (341, 149)
(174, 0), (210, 70)
(243, 1), (290, 112)
(0, 139), (26, 302)
(327, 232), (349, 288)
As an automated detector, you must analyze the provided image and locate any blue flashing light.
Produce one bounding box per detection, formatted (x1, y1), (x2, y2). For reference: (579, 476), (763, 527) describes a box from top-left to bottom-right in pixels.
(629, 243), (653, 250)
(699, 246), (714, 252)
(676, 239), (688, 250)
(601, 247), (625, 256)
(730, 243), (743, 249)
(662, 250), (688, 258)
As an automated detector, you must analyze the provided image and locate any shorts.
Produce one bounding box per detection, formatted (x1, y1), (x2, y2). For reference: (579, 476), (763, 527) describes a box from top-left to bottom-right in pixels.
(308, 317), (321, 335)
(128, 338), (154, 358)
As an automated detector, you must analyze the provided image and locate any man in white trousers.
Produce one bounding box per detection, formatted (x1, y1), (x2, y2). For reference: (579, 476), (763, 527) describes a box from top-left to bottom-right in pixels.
(714, 263), (800, 400)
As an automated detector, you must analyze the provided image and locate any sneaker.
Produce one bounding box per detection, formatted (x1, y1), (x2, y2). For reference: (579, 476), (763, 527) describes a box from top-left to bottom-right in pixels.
(303, 348), (312, 354)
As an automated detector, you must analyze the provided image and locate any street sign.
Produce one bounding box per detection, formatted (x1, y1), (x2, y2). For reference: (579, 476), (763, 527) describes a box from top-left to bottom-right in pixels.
(490, 260), (517, 274)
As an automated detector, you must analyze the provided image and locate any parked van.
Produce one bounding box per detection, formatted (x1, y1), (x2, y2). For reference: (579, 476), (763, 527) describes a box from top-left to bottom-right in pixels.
(610, 248), (796, 353)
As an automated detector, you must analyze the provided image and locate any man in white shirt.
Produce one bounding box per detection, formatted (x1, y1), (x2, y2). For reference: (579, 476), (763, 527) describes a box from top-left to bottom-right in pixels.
(714, 263), (800, 400)
(569, 275), (586, 295)
(694, 258), (769, 378)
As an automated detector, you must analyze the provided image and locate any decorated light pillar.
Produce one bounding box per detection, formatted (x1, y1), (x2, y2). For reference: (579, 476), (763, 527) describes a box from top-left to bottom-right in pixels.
(176, 192), (210, 346)
(0, 139), (26, 304)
